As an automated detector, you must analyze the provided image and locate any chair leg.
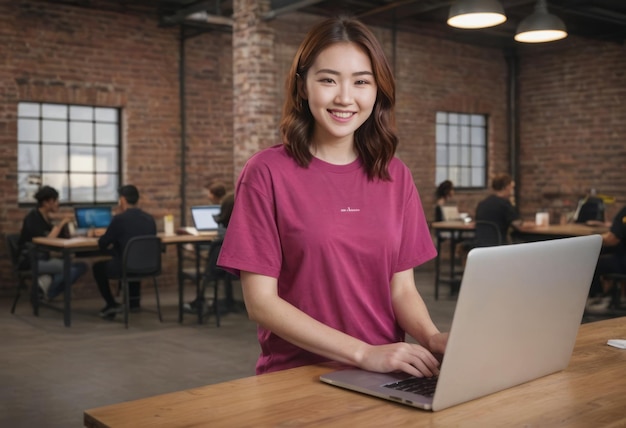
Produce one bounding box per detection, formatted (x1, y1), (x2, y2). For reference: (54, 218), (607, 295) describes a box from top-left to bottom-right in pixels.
(214, 279), (220, 327)
(123, 279), (130, 329)
(10, 279), (24, 314)
(153, 278), (162, 322)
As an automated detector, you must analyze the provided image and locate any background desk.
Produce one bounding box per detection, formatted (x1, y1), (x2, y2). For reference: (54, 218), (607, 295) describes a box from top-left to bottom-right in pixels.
(514, 223), (609, 241)
(31, 233), (216, 327)
(84, 317), (625, 427)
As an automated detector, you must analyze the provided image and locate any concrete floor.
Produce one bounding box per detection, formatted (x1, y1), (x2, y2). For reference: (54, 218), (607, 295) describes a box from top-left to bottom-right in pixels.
(0, 269), (456, 427)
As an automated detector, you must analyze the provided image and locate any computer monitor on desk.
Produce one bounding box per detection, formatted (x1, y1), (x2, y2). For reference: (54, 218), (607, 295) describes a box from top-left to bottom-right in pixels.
(74, 206), (113, 230)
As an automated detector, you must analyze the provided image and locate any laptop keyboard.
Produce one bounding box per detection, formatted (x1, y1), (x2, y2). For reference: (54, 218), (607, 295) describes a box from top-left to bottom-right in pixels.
(383, 376), (439, 397)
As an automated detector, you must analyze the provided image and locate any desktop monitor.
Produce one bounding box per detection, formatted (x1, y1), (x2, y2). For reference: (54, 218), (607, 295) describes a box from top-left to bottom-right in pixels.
(74, 206), (113, 229)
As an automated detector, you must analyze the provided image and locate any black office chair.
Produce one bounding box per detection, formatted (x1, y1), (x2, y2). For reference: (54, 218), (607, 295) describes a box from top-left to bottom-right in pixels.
(119, 235), (163, 328)
(197, 237), (232, 326)
(473, 220), (503, 248)
(6, 233), (32, 314)
(575, 197), (605, 223)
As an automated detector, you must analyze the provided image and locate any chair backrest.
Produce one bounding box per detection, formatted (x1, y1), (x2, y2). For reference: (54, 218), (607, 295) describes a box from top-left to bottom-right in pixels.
(203, 237), (226, 281)
(6, 234), (21, 267)
(474, 220), (503, 248)
(121, 235), (162, 278)
(575, 197), (605, 223)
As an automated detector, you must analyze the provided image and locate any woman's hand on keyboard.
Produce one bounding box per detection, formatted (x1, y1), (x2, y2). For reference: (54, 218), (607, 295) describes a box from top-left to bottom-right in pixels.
(357, 342), (441, 378)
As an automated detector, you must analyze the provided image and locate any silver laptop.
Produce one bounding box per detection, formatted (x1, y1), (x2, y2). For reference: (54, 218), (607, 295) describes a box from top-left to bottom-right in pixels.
(320, 235), (602, 411)
(441, 205), (462, 221)
(190, 205), (221, 234)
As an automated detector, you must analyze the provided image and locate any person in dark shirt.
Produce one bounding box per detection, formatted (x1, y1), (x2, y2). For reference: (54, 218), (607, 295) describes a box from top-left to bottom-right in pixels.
(474, 173), (523, 246)
(18, 186), (88, 300)
(586, 205), (626, 313)
(91, 185), (157, 318)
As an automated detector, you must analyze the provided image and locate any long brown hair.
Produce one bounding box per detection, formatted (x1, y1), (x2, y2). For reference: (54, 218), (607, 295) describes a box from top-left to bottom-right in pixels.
(280, 16), (398, 180)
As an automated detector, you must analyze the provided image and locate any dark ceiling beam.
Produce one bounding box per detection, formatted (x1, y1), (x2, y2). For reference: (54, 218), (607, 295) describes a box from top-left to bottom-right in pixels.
(263, 0), (326, 20)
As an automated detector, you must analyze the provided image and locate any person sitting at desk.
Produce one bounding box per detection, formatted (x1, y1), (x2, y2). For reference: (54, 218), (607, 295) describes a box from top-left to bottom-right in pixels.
(218, 17), (447, 377)
(18, 186), (88, 300)
(184, 192), (236, 314)
(435, 180), (455, 221)
(473, 173), (523, 247)
(205, 181), (227, 205)
(586, 204), (626, 314)
(91, 185), (156, 318)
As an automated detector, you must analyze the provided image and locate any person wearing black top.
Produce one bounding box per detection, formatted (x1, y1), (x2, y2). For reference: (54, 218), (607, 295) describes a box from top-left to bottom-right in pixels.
(18, 186), (88, 300)
(474, 174), (523, 247)
(586, 205), (626, 313)
(91, 185), (157, 318)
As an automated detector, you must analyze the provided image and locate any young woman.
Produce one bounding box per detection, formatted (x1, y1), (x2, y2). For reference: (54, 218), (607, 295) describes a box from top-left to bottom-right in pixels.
(218, 16), (447, 377)
(435, 180), (455, 221)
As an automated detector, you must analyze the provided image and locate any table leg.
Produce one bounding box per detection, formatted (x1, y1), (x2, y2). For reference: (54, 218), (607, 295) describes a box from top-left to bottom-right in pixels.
(177, 244), (185, 323)
(31, 246), (39, 316)
(63, 249), (72, 327)
(434, 233), (442, 300)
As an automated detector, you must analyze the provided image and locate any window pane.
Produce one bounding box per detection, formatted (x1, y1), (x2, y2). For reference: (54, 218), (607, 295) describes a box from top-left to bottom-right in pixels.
(18, 103), (40, 117)
(70, 147), (94, 172)
(18, 172), (42, 203)
(42, 104), (67, 119)
(96, 123), (118, 145)
(42, 145), (68, 171)
(96, 146), (118, 172)
(449, 126), (459, 144)
(70, 106), (93, 121)
(449, 145), (459, 164)
(435, 112), (447, 123)
(95, 107), (117, 122)
(42, 120), (67, 143)
(471, 126), (485, 144)
(460, 146), (470, 165)
(448, 166), (460, 183)
(459, 167), (471, 186)
(436, 124), (447, 144)
(18, 143), (40, 170)
(471, 114), (485, 126)
(70, 122), (93, 144)
(460, 126), (470, 144)
(96, 173), (118, 202)
(448, 113), (459, 124)
(472, 147), (485, 167)
(472, 167), (485, 187)
(70, 173), (95, 202)
(18, 119), (40, 142)
(435, 167), (448, 185)
(436, 146), (447, 166)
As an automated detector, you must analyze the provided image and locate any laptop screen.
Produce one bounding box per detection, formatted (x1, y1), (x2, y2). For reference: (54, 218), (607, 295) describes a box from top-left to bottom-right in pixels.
(191, 205), (221, 231)
(74, 206), (113, 229)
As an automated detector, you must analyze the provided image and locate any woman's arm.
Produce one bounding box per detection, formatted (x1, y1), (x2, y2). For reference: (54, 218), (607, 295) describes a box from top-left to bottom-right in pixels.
(391, 268), (448, 356)
(241, 271), (441, 377)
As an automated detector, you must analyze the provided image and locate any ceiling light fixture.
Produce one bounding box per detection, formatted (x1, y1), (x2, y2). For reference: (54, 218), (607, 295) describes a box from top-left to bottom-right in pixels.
(447, 0), (507, 29)
(515, 0), (567, 43)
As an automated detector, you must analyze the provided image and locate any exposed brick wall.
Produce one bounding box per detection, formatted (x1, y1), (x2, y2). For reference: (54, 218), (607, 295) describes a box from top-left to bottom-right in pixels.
(516, 38), (626, 222)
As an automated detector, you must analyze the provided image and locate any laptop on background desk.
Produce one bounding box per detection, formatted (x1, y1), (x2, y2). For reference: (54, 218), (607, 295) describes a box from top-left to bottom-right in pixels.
(74, 206), (113, 234)
(183, 205), (221, 236)
(320, 235), (602, 411)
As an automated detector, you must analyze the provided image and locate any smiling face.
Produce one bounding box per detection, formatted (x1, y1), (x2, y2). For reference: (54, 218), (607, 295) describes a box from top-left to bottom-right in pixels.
(300, 42), (377, 149)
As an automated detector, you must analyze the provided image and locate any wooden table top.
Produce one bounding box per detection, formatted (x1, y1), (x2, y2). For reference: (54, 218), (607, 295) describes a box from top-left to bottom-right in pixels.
(32, 232), (217, 249)
(432, 221), (608, 237)
(84, 317), (626, 428)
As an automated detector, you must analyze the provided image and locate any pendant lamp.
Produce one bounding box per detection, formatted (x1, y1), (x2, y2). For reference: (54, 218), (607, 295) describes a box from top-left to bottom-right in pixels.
(515, 0), (567, 43)
(447, 0), (507, 29)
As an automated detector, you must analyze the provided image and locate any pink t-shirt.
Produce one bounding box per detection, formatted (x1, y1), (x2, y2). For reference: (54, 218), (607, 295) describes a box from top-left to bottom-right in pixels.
(218, 145), (436, 374)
